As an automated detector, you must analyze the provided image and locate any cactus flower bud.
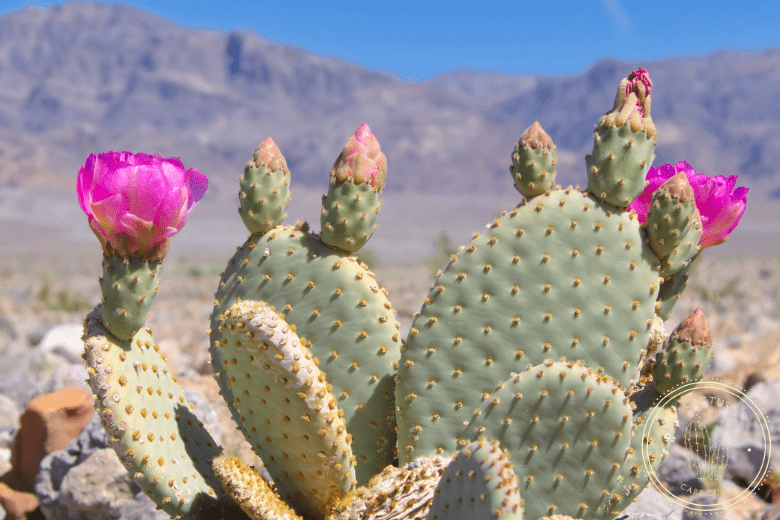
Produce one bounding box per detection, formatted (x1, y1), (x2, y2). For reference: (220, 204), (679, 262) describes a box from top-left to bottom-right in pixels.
(77, 151), (208, 261)
(517, 121), (554, 151)
(605, 67), (654, 134)
(330, 123), (387, 189)
(625, 67), (652, 118)
(246, 137), (288, 173)
(674, 308), (711, 347)
(628, 161), (748, 249)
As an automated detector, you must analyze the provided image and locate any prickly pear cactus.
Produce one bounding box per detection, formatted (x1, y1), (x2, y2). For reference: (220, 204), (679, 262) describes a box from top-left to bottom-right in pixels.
(209, 125), (402, 517)
(395, 68), (713, 518)
(80, 68), (735, 520)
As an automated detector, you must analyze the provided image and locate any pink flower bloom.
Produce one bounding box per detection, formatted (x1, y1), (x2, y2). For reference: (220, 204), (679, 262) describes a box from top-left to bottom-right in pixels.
(77, 151), (207, 260)
(628, 161), (748, 249)
(626, 68), (652, 118)
(331, 123), (387, 189)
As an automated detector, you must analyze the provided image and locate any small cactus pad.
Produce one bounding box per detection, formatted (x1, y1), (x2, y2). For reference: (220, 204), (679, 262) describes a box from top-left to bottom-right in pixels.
(460, 361), (634, 520)
(397, 188), (660, 463)
(657, 210), (702, 277)
(212, 455), (302, 520)
(83, 306), (227, 518)
(428, 438), (522, 520)
(586, 69), (657, 208)
(239, 138), (292, 235)
(510, 122), (557, 198)
(606, 386), (677, 518)
(655, 262), (692, 321)
(320, 124), (387, 253)
(328, 456), (449, 520)
(321, 181), (383, 253)
(99, 255), (161, 340)
(210, 224), (401, 486)
(217, 300), (357, 518)
(653, 308), (713, 395)
(645, 172), (698, 259)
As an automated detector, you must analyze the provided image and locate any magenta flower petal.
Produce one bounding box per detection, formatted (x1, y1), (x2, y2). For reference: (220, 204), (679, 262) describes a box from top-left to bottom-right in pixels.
(628, 161), (748, 250)
(77, 151), (208, 260)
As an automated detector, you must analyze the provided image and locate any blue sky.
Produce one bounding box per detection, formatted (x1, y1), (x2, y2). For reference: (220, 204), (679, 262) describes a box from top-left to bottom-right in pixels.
(2, 0), (779, 80)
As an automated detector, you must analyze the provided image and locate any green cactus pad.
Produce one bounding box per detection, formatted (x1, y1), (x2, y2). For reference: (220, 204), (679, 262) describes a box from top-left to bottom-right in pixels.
(99, 255), (161, 340)
(460, 361), (634, 520)
(653, 309), (713, 395)
(658, 215), (702, 278)
(217, 300), (357, 518)
(212, 455), (303, 520)
(586, 124), (655, 208)
(83, 306), (229, 519)
(210, 224), (401, 486)
(645, 172), (697, 259)
(320, 181), (382, 253)
(656, 262), (692, 321)
(328, 456), (449, 520)
(397, 187), (660, 463)
(428, 438), (522, 520)
(605, 385), (677, 518)
(238, 143), (291, 235)
(510, 122), (557, 198)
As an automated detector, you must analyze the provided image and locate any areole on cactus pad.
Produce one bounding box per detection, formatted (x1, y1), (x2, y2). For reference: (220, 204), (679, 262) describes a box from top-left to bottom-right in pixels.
(80, 68), (747, 520)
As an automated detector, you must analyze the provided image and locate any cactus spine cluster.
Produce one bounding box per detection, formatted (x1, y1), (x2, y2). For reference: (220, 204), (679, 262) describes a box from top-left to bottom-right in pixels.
(82, 69), (724, 520)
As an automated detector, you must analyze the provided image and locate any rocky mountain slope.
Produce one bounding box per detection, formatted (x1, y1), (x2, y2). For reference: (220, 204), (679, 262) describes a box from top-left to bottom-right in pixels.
(0, 1), (778, 199)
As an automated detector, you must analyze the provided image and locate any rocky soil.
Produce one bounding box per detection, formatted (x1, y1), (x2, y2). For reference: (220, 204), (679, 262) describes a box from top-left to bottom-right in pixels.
(0, 236), (779, 518)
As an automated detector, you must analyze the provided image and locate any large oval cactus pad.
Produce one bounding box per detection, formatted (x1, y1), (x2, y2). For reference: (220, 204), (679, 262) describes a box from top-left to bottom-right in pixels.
(211, 224), (401, 485)
(397, 188), (661, 463)
(217, 300), (356, 518)
(83, 306), (229, 519)
(461, 361), (634, 520)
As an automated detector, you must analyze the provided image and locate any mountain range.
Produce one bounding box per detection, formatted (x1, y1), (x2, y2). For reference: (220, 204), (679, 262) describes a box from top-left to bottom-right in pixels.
(0, 2), (778, 262)
(1, 2), (778, 198)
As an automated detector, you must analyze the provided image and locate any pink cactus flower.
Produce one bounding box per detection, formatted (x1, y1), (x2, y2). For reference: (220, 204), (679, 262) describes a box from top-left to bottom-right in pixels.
(628, 161), (748, 249)
(331, 123), (387, 189)
(77, 151), (208, 260)
(626, 68), (652, 117)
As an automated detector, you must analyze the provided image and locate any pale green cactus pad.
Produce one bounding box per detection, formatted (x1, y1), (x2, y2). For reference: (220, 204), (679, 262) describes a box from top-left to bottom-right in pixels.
(216, 299), (357, 518)
(99, 256), (162, 340)
(238, 138), (291, 235)
(83, 306), (236, 519)
(606, 385), (678, 516)
(653, 309), (713, 395)
(428, 438), (522, 520)
(460, 361), (634, 519)
(321, 181), (383, 253)
(397, 187), (660, 462)
(210, 223), (401, 487)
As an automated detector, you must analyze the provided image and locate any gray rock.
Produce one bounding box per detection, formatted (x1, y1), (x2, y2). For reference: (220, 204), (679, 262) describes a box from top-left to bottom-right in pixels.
(39, 324), (85, 364)
(39, 363), (91, 395)
(35, 387), (221, 519)
(621, 486), (684, 520)
(658, 443), (708, 496)
(681, 495), (723, 520)
(711, 376), (780, 483)
(58, 449), (137, 520)
(0, 394), (20, 432)
(616, 515), (672, 520)
(116, 493), (171, 520)
(35, 414), (114, 520)
(0, 370), (41, 409)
